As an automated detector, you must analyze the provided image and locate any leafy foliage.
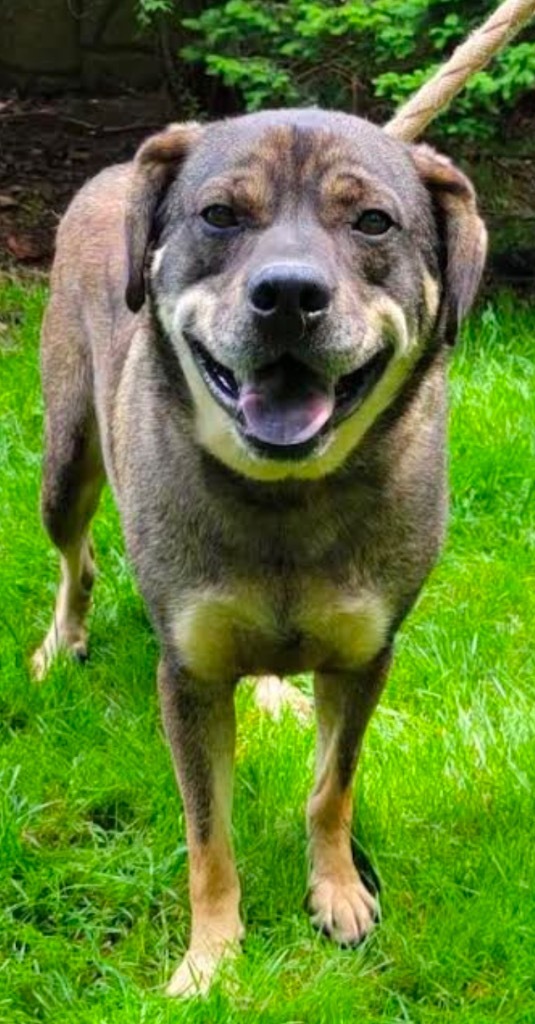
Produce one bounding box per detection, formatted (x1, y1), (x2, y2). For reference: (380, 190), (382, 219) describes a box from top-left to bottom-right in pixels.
(138, 0), (535, 140)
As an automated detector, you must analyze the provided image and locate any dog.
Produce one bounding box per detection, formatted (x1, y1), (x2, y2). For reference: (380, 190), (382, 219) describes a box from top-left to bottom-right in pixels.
(33, 108), (486, 996)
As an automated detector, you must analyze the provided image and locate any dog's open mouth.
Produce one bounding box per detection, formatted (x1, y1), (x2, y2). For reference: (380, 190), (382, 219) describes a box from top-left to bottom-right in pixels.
(186, 333), (392, 458)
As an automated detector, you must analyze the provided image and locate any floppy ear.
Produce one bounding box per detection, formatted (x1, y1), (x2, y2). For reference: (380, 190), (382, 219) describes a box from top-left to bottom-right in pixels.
(410, 144), (487, 345)
(125, 121), (203, 313)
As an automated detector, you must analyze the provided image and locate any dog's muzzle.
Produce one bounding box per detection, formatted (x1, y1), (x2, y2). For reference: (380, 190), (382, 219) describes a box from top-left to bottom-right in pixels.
(185, 332), (392, 460)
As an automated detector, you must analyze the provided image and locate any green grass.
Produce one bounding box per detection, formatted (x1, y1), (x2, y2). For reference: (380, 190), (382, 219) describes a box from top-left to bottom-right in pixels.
(0, 280), (534, 1023)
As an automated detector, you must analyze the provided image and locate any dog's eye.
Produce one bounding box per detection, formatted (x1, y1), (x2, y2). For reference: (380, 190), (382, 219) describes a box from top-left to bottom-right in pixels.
(201, 204), (238, 230)
(352, 210), (393, 236)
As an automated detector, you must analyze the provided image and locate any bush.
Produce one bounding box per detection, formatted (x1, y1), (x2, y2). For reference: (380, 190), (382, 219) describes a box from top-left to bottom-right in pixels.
(138, 0), (535, 140)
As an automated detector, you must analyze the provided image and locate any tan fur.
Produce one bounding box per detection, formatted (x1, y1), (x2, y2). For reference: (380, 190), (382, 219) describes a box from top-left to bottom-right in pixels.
(307, 663), (388, 944)
(32, 539), (95, 679)
(197, 170), (274, 227)
(168, 805), (243, 997)
(158, 661), (243, 996)
(254, 675), (312, 722)
(422, 267), (440, 320)
(172, 582), (390, 681)
(297, 586), (391, 668)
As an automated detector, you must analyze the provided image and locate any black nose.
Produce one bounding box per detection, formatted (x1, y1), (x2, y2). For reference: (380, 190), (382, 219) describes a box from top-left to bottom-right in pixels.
(248, 264), (332, 325)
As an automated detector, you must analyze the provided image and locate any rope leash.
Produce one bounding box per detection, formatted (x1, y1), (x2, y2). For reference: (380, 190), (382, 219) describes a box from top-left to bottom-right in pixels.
(385, 0), (535, 142)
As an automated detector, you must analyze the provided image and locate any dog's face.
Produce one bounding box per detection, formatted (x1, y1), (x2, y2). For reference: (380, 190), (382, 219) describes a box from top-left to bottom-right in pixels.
(126, 110), (486, 481)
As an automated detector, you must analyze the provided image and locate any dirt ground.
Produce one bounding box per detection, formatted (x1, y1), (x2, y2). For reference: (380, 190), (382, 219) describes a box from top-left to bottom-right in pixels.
(0, 91), (175, 273)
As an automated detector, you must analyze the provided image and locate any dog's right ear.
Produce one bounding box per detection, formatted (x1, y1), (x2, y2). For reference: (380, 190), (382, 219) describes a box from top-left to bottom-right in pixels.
(410, 144), (487, 346)
(125, 122), (203, 313)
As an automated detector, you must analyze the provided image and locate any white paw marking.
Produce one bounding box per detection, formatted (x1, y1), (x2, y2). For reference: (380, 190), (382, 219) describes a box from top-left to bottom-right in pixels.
(31, 621), (88, 681)
(166, 942), (239, 999)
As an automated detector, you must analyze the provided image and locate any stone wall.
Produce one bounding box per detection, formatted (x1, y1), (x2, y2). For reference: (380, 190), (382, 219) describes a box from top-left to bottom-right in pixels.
(0, 0), (160, 93)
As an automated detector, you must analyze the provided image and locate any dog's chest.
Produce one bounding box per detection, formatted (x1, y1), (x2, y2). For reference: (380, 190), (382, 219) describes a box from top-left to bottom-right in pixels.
(171, 578), (390, 681)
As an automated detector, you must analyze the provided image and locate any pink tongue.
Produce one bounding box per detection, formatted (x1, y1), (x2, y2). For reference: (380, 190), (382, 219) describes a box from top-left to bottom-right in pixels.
(238, 361), (334, 447)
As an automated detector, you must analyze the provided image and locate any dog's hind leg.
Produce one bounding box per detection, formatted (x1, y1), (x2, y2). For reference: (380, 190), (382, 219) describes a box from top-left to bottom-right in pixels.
(307, 648), (391, 945)
(32, 303), (105, 680)
(254, 675), (312, 723)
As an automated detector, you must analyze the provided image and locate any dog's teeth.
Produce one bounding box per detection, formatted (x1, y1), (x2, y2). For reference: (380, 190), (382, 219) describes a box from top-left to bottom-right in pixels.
(189, 336), (239, 400)
(213, 361), (238, 398)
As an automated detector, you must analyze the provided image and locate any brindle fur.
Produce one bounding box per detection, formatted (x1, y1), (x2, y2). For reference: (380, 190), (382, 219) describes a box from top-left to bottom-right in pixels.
(33, 109), (486, 996)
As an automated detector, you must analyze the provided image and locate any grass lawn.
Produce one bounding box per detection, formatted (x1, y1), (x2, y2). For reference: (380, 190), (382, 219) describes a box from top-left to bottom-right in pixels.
(0, 280), (534, 1023)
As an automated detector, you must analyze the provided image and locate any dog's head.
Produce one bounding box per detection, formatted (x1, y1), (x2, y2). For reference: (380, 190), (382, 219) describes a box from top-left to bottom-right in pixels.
(125, 110), (486, 481)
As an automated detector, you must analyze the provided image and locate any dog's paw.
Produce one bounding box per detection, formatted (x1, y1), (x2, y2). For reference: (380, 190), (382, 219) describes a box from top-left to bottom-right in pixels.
(254, 675), (312, 723)
(31, 623), (88, 681)
(309, 870), (378, 946)
(31, 644), (51, 682)
(166, 943), (240, 999)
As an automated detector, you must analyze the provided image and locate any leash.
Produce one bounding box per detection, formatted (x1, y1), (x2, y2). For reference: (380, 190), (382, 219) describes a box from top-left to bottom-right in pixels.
(385, 0), (535, 141)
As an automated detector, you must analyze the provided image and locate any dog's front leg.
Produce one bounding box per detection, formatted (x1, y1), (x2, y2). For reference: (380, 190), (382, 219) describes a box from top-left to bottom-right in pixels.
(308, 648), (392, 945)
(158, 657), (243, 997)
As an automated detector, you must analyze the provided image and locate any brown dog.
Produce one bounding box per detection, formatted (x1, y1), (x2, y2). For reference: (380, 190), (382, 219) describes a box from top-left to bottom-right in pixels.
(33, 109), (486, 996)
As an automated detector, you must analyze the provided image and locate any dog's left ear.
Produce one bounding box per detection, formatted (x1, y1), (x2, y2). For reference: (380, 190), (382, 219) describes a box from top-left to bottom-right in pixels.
(410, 144), (487, 345)
(125, 122), (203, 313)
